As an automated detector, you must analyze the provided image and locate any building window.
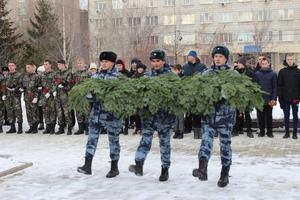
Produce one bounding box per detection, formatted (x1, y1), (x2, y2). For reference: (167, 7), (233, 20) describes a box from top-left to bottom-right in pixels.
(164, 15), (176, 25)
(218, 33), (233, 43)
(181, 34), (195, 45)
(253, 10), (272, 21)
(147, 36), (159, 44)
(238, 32), (255, 43)
(199, 0), (213, 4)
(112, 18), (123, 27)
(95, 1), (106, 12)
(183, 0), (192, 5)
(164, 0), (175, 6)
(278, 31), (294, 41)
(181, 14), (195, 25)
(128, 17), (141, 26)
(148, 0), (156, 7)
(278, 9), (294, 20)
(164, 35), (175, 45)
(200, 13), (213, 24)
(268, 31), (273, 41)
(199, 33), (214, 44)
(218, 13), (233, 23)
(17, 0), (26, 16)
(238, 11), (253, 22)
(146, 16), (158, 25)
(112, 0), (123, 9)
(128, 0), (138, 8)
(95, 19), (106, 29)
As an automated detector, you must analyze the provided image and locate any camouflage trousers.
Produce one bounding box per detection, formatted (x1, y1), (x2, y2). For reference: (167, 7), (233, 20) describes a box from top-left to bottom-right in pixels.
(55, 97), (72, 127)
(135, 119), (173, 168)
(76, 109), (90, 124)
(85, 119), (122, 161)
(25, 100), (39, 126)
(0, 99), (4, 125)
(6, 96), (23, 124)
(198, 124), (233, 167)
(43, 97), (56, 125)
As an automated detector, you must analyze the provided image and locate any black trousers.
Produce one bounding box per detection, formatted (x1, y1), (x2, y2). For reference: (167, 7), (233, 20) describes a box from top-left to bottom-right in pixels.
(234, 110), (252, 131)
(257, 105), (273, 132)
(184, 113), (201, 131)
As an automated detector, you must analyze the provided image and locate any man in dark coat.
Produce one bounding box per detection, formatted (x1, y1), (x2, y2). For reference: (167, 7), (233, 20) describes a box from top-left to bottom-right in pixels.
(278, 54), (300, 139)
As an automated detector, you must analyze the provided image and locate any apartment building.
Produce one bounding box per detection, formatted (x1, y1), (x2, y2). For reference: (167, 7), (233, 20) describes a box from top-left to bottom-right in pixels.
(88, 0), (300, 69)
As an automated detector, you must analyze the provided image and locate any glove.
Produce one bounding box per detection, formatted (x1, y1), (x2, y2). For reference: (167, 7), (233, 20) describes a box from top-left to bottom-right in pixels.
(2, 95), (6, 101)
(38, 87), (42, 90)
(32, 97), (38, 104)
(45, 93), (50, 99)
(58, 84), (64, 89)
(53, 91), (57, 97)
(7, 87), (15, 92)
(19, 88), (24, 92)
(292, 99), (300, 105)
(268, 100), (277, 108)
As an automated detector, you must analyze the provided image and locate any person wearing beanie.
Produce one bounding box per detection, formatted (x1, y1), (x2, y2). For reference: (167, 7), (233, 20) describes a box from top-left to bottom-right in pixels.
(116, 59), (131, 77)
(193, 46), (235, 188)
(254, 57), (277, 138)
(182, 50), (207, 139)
(129, 49), (176, 182)
(78, 51), (123, 179)
(278, 54), (300, 139)
(233, 58), (255, 138)
(130, 57), (141, 75)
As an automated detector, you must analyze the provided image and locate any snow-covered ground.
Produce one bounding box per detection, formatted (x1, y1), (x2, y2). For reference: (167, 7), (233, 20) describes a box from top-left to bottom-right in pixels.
(0, 129), (299, 200)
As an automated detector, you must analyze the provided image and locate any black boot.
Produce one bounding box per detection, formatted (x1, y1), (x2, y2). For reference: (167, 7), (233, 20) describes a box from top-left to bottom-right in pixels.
(258, 129), (265, 137)
(106, 160), (120, 178)
(129, 160), (143, 176)
(17, 123), (23, 134)
(25, 126), (33, 134)
(173, 130), (179, 139)
(43, 124), (51, 134)
(77, 156), (93, 175)
(67, 126), (72, 135)
(266, 129), (274, 138)
(38, 123), (44, 130)
(159, 166), (169, 182)
(246, 129), (254, 138)
(123, 127), (128, 135)
(74, 123), (84, 135)
(283, 131), (290, 139)
(0, 124), (3, 133)
(32, 123), (39, 134)
(193, 128), (201, 139)
(50, 124), (56, 134)
(85, 123), (89, 135)
(177, 131), (184, 139)
(292, 132), (298, 139)
(232, 131), (239, 137)
(55, 125), (65, 135)
(192, 158), (208, 181)
(217, 165), (230, 188)
(6, 124), (16, 134)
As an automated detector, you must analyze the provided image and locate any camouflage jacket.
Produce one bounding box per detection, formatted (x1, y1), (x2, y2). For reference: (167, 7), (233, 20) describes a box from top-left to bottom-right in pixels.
(144, 63), (176, 127)
(54, 68), (73, 98)
(22, 73), (41, 102)
(0, 73), (5, 97)
(40, 70), (56, 99)
(89, 66), (122, 124)
(202, 64), (236, 127)
(5, 71), (23, 97)
(72, 69), (90, 85)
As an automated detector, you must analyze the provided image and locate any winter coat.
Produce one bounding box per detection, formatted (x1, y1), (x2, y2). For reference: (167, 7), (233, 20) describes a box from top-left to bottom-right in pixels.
(277, 64), (300, 103)
(254, 67), (277, 104)
(236, 67), (255, 81)
(202, 64), (236, 127)
(87, 66), (122, 125)
(182, 58), (207, 77)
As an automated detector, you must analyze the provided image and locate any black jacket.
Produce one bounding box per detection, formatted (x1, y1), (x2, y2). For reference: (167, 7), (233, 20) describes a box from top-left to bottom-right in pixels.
(182, 58), (207, 77)
(236, 67), (255, 81)
(277, 64), (300, 102)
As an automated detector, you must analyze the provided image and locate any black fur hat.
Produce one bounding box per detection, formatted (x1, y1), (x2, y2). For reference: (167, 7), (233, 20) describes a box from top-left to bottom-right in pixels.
(99, 51), (117, 63)
(150, 50), (165, 61)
